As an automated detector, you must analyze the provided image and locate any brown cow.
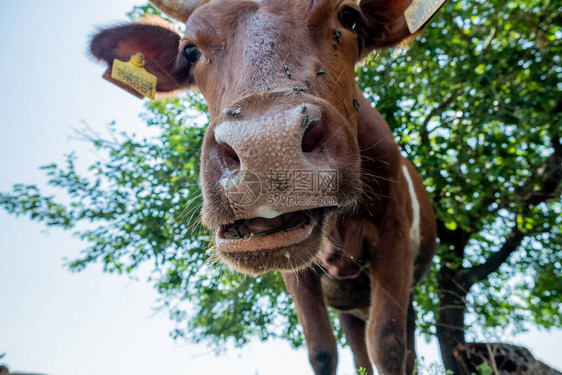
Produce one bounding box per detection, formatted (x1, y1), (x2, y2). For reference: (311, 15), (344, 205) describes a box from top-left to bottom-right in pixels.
(90, 0), (438, 374)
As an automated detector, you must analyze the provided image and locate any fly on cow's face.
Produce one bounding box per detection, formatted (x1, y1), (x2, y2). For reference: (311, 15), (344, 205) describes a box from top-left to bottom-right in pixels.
(283, 64), (292, 78)
(353, 99), (360, 112)
(333, 29), (343, 49)
(222, 107), (241, 116)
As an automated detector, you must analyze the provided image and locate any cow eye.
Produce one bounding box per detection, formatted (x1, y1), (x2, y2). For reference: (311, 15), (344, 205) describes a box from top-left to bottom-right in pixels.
(339, 8), (359, 31)
(182, 45), (200, 64)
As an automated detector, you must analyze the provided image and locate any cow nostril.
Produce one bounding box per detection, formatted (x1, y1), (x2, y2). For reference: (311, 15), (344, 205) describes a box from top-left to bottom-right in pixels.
(301, 118), (325, 153)
(219, 142), (240, 165)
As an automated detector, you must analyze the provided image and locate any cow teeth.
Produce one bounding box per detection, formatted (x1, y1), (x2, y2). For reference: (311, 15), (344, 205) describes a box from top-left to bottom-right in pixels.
(222, 223), (245, 239)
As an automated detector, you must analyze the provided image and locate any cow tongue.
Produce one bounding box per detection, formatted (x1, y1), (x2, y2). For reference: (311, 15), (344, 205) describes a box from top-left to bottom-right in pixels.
(222, 211), (309, 239)
(243, 216), (285, 234)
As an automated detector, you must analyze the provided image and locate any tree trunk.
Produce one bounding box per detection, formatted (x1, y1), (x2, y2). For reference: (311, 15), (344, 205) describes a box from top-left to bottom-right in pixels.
(436, 265), (468, 374)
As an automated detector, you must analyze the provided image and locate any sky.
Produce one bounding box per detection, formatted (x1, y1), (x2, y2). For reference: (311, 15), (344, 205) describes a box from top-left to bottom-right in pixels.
(0, 1), (560, 374)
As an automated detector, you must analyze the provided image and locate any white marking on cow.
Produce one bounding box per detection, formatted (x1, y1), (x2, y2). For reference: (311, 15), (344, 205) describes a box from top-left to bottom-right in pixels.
(401, 165), (420, 257)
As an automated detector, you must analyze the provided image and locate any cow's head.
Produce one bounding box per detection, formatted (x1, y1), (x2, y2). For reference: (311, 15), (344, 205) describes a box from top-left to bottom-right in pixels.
(91, 0), (415, 274)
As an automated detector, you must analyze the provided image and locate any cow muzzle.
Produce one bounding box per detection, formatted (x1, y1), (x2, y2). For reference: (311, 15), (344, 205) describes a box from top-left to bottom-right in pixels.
(200, 94), (360, 273)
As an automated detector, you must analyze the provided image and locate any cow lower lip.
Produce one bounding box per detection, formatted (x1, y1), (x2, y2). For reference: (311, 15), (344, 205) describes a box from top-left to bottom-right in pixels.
(216, 210), (315, 253)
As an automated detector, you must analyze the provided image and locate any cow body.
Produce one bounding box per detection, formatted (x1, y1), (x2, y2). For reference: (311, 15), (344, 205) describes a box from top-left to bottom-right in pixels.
(284, 92), (436, 374)
(90, 1), (438, 373)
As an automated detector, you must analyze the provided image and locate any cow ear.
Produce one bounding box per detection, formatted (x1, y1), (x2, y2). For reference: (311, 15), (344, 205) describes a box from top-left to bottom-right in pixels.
(90, 18), (193, 92)
(357, 0), (440, 54)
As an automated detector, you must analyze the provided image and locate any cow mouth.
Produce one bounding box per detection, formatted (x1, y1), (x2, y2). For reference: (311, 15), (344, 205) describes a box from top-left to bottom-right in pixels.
(216, 210), (316, 254)
(214, 209), (331, 273)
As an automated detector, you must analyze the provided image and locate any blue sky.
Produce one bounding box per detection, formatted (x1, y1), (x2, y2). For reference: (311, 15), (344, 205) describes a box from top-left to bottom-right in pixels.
(0, 1), (560, 374)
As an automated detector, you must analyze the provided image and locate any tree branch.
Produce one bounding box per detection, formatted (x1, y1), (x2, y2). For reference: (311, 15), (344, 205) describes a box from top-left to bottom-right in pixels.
(419, 90), (458, 149)
(454, 25), (472, 44)
(516, 136), (562, 206)
(462, 136), (562, 285)
(462, 226), (525, 286)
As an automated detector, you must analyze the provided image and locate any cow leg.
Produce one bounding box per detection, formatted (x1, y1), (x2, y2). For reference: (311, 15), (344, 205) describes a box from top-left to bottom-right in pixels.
(338, 312), (372, 374)
(283, 269), (338, 375)
(366, 230), (413, 375)
(406, 295), (417, 374)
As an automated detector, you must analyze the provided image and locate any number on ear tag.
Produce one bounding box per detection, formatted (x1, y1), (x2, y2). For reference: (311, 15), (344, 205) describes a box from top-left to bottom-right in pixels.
(103, 53), (157, 100)
(405, 0), (447, 34)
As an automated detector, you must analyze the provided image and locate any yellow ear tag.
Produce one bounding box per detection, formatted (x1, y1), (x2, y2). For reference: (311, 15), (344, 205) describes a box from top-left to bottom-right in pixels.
(103, 53), (157, 100)
(405, 0), (447, 34)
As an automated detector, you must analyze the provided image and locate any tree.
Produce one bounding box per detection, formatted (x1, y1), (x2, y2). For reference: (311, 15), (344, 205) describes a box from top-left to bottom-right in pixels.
(1, 0), (560, 371)
(356, 0), (561, 371)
